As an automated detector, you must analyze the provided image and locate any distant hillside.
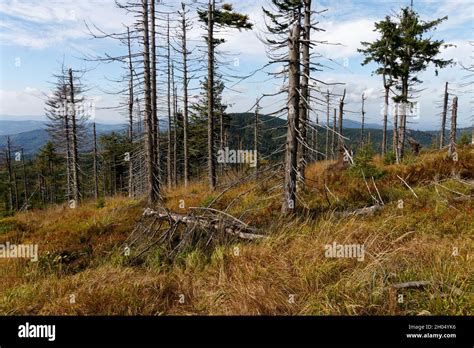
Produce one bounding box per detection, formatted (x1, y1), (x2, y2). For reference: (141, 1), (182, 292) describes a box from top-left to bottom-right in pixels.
(0, 114), (471, 157)
(229, 113), (472, 156)
(0, 123), (127, 156)
(0, 120), (47, 135)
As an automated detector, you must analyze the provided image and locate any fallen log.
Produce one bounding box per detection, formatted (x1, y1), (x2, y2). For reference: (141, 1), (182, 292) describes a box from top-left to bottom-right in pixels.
(143, 208), (266, 241)
(392, 281), (430, 289)
(337, 204), (383, 218)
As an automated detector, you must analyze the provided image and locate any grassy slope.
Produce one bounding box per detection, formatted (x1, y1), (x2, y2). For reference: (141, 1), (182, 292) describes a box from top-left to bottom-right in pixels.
(0, 147), (473, 315)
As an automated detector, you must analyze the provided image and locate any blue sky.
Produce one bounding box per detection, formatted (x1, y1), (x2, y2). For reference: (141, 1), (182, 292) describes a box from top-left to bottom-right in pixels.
(0, 0), (472, 130)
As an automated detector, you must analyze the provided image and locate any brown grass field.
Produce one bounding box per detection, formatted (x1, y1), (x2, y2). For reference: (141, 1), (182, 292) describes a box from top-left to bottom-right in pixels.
(0, 147), (472, 315)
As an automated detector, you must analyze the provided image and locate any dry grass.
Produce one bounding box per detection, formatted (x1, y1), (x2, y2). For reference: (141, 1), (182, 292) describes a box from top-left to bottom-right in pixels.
(0, 147), (473, 315)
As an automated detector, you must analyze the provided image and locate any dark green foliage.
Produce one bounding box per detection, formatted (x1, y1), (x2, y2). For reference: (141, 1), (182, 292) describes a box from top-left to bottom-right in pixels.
(347, 143), (385, 179)
(383, 150), (397, 165)
(458, 132), (471, 146)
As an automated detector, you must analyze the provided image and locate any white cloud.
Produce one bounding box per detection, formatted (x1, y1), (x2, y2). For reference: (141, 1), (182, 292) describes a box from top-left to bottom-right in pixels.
(0, 88), (47, 115)
(0, 0), (132, 49)
(316, 19), (378, 60)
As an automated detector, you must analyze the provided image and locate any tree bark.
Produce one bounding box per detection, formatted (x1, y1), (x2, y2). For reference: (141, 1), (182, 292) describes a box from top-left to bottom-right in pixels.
(360, 93), (366, 147)
(181, 3), (190, 188)
(254, 100), (260, 177)
(448, 96), (458, 158)
(382, 85), (389, 156)
(150, 0), (160, 186)
(297, 0), (311, 186)
(338, 89), (346, 159)
(93, 122), (99, 200)
(68, 68), (80, 204)
(393, 103), (399, 162)
(166, 15), (173, 189)
(142, 0), (158, 204)
(325, 90), (330, 160)
(127, 26), (134, 198)
(282, 23), (301, 215)
(440, 82), (448, 149)
(207, 0), (217, 190)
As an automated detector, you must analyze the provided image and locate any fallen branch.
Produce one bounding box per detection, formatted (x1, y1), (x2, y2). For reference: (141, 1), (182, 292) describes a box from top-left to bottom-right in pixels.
(337, 204), (383, 218)
(143, 208), (266, 241)
(396, 175), (419, 198)
(392, 281), (430, 289)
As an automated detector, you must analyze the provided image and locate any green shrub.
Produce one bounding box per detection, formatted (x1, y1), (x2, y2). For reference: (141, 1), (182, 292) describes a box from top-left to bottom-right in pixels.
(458, 132), (471, 146)
(96, 198), (106, 209)
(383, 151), (396, 165)
(347, 144), (385, 179)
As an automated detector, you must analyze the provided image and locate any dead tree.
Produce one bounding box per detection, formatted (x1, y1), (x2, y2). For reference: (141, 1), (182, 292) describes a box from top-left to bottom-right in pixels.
(338, 88), (346, 159)
(360, 92), (367, 147)
(126, 26), (135, 198)
(297, 0), (312, 187)
(282, 22), (301, 215)
(393, 103), (399, 161)
(332, 108), (336, 159)
(150, 0), (159, 184)
(172, 63), (178, 187)
(448, 96), (458, 159)
(142, 0), (159, 204)
(325, 90), (330, 159)
(254, 99), (260, 177)
(68, 68), (81, 204)
(20, 149), (28, 209)
(5, 137), (17, 211)
(206, 0), (216, 190)
(439, 82), (449, 149)
(179, 2), (190, 188)
(93, 122), (99, 200)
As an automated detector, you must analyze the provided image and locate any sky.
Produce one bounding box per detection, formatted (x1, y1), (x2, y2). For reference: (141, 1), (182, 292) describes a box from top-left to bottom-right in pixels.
(0, 0), (472, 130)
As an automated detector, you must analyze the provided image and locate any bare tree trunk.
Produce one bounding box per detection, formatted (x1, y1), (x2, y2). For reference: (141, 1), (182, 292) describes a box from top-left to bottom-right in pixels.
(219, 105), (225, 176)
(61, 86), (72, 201)
(325, 90), (330, 160)
(448, 96), (458, 158)
(207, 0), (216, 190)
(21, 149), (28, 209)
(172, 64), (178, 187)
(398, 79), (408, 161)
(254, 99), (260, 177)
(13, 170), (19, 211)
(166, 15), (172, 190)
(382, 86), (389, 156)
(5, 138), (14, 211)
(181, 3), (190, 188)
(313, 115), (318, 161)
(282, 23), (300, 215)
(68, 68), (80, 204)
(93, 122), (99, 200)
(331, 108), (336, 160)
(440, 82), (448, 149)
(297, 0), (311, 187)
(142, 0), (158, 204)
(338, 89), (346, 159)
(150, 0), (159, 186)
(393, 103), (399, 163)
(360, 93), (366, 147)
(127, 27), (134, 198)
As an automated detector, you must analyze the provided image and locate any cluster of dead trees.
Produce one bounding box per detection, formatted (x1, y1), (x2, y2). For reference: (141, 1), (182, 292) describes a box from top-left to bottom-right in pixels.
(1, 1), (468, 217)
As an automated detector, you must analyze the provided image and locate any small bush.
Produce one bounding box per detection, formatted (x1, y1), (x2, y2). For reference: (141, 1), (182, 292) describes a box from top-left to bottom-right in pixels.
(383, 151), (396, 165)
(96, 198), (106, 209)
(347, 144), (385, 179)
(458, 132), (471, 146)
